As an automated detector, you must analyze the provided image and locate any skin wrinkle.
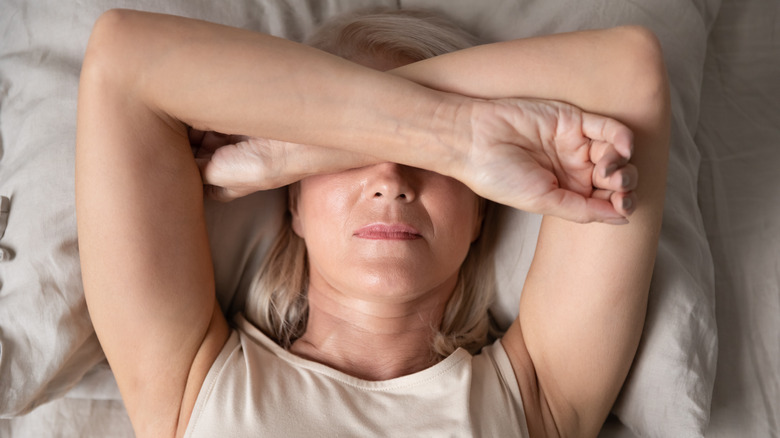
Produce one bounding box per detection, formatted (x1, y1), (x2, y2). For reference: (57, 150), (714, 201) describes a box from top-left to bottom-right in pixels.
(289, 156), (478, 380)
(77, 12), (658, 435)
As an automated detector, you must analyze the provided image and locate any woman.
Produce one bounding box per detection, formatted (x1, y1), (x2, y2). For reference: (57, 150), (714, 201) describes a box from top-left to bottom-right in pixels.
(76, 7), (668, 438)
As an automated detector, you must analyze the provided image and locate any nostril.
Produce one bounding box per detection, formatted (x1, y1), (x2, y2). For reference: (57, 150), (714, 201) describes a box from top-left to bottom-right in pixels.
(369, 190), (411, 200)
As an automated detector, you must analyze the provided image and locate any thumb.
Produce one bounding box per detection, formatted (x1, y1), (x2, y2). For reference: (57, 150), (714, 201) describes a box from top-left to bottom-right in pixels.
(543, 188), (629, 225)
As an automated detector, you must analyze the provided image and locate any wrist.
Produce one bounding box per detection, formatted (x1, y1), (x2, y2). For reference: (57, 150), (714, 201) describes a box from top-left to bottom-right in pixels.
(271, 140), (380, 185)
(415, 94), (475, 181)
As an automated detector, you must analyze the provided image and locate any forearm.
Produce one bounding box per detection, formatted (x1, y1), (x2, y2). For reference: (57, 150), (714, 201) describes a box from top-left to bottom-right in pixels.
(512, 32), (670, 437)
(392, 26), (660, 121)
(224, 26), (657, 192)
(418, 26), (672, 436)
(87, 9), (469, 178)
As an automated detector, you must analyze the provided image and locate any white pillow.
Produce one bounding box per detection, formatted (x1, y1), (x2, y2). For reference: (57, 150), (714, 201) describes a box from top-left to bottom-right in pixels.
(0, 0), (395, 417)
(402, 0), (720, 436)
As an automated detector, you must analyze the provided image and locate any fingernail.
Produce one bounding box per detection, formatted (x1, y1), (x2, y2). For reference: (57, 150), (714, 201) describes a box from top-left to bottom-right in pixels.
(621, 173), (631, 188)
(604, 163), (617, 178)
(622, 197), (633, 211)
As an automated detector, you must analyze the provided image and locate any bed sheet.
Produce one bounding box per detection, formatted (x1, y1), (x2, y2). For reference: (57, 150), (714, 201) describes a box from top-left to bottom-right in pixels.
(0, 0), (392, 418)
(0, 0), (730, 436)
(695, 0), (780, 436)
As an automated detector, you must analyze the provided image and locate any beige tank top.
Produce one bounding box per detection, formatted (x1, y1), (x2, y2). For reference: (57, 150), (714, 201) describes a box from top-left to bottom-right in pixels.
(184, 314), (529, 437)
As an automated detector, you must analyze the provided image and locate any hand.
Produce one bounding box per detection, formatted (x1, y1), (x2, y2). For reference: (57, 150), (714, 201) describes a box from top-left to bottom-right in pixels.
(189, 129), (377, 202)
(189, 129), (268, 201)
(462, 98), (637, 224)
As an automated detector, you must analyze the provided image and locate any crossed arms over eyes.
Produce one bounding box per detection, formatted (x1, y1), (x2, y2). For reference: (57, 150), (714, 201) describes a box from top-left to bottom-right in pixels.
(77, 9), (668, 438)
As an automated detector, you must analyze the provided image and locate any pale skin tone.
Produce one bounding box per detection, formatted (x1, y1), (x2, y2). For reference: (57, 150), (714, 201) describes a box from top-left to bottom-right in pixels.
(288, 163), (484, 380)
(76, 9), (668, 438)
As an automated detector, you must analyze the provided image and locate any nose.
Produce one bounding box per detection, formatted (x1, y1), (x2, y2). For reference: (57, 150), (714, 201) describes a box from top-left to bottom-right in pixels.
(363, 163), (416, 203)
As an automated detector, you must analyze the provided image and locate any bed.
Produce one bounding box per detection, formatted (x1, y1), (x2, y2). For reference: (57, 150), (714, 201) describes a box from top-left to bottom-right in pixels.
(0, 0), (777, 436)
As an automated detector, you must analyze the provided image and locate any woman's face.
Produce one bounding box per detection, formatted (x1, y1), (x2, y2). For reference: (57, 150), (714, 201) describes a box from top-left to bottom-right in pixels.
(291, 163), (481, 303)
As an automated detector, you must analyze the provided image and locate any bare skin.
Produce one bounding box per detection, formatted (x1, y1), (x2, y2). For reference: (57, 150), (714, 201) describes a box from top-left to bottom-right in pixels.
(287, 162), (483, 381)
(77, 10), (667, 438)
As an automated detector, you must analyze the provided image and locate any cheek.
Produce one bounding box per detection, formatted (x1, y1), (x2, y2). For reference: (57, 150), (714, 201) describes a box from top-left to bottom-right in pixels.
(293, 176), (363, 281)
(293, 193), (337, 276)
(424, 183), (481, 266)
(429, 183), (480, 238)
(294, 175), (354, 239)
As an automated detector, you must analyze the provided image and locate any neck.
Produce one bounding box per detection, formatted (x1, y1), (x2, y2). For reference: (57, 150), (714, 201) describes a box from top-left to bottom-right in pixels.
(290, 278), (456, 381)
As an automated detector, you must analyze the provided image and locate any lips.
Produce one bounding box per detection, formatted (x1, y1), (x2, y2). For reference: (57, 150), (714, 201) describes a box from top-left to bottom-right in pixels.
(353, 223), (422, 240)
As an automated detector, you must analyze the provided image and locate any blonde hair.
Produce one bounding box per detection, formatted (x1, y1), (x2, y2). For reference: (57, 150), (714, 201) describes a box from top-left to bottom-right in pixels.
(245, 8), (500, 357)
(304, 7), (481, 63)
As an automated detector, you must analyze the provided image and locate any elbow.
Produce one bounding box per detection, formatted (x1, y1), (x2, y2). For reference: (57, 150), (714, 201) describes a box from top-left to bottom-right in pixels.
(81, 9), (137, 86)
(598, 26), (671, 165)
(83, 9), (123, 66)
(612, 26), (670, 212)
(616, 26), (670, 121)
(77, 9), (140, 162)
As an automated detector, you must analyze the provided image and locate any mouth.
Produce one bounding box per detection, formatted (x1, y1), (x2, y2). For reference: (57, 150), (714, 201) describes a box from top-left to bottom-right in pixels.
(353, 223), (422, 240)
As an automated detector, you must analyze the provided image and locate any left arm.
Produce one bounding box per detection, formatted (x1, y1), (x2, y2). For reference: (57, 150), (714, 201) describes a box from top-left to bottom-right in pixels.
(403, 26), (669, 437)
(496, 30), (670, 437)
(76, 10), (475, 437)
(394, 26), (669, 436)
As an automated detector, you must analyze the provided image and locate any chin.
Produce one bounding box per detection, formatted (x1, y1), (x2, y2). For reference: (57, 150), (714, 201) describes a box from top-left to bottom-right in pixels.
(344, 261), (457, 303)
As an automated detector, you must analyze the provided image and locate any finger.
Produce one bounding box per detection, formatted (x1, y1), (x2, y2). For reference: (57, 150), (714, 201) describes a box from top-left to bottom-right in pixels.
(592, 163), (638, 192)
(541, 188), (629, 225)
(589, 140), (629, 169)
(197, 157), (233, 190)
(201, 131), (233, 153)
(611, 191), (637, 217)
(591, 142), (630, 178)
(587, 140), (613, 166)
(591, 189), (614, 201)
(588, 189), (637, 217)
(204, 184), (239, 203)
(581, 113), (634, 159)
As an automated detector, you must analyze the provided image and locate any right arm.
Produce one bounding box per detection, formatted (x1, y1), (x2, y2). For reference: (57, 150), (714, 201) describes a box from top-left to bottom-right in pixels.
(77, 10), (473, 437)
(96, 10), (468, 173)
